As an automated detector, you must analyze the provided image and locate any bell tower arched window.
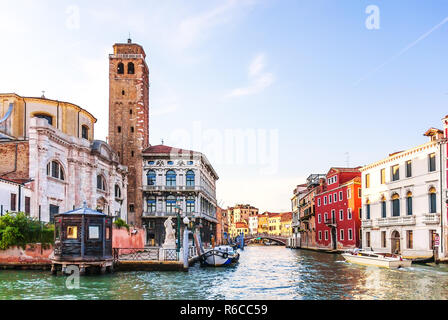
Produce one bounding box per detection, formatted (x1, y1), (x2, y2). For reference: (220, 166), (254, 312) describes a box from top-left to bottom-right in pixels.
(127, 62), (135, 74)
(117, 62), (124, 74)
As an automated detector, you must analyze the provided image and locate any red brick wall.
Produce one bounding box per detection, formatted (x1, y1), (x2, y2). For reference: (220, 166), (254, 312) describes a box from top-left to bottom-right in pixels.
(112, 226), (145, 249)
(0, 141), (29, 179)
(109, 43), (149, 227)
(0, 244), (53, 265)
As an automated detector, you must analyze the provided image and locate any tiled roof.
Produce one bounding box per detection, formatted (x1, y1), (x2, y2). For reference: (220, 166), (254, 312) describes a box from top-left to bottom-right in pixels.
(0, 176), (32, 185)
(142, 144), (196, 155)
(235, 221), (248, 228)
(281, 212), (293, 221)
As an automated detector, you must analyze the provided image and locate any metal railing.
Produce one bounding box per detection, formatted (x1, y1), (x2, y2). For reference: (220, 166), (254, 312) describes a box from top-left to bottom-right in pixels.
(113, 248), (160, 262)
(163, 249), (179, 261)
(113, 248), (194, 262)
(142, 185), (216, 199)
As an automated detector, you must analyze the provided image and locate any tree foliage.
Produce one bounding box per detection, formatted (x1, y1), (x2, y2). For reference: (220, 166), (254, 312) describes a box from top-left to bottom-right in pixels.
(113, 218), (130, 231)
(0, 212), (54, 250)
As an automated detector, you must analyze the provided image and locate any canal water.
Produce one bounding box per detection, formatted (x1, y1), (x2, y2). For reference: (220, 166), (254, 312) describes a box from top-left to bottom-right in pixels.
(1, 246), (448, 300)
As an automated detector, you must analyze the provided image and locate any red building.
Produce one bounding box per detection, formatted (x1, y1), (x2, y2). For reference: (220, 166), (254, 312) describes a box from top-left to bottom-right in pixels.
(315, 167), (362, 250)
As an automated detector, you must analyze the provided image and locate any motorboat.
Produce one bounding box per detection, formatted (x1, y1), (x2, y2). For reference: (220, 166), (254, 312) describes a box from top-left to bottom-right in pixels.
(342, 249), (412, 269)
(200, 245), (240, 267)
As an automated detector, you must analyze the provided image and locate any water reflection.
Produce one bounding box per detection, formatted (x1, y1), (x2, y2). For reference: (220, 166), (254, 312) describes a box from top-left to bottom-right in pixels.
(0, 246), (447, 300)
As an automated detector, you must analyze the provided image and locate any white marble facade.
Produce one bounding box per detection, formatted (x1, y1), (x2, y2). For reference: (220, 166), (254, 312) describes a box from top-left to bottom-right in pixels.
(28, 117), (128, 222)
(361, 134), (445, 259)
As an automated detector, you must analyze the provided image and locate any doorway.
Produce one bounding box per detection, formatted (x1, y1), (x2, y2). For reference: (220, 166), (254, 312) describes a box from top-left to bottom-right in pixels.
(391, 230), (401, 254)
(331, 228), (337, 250)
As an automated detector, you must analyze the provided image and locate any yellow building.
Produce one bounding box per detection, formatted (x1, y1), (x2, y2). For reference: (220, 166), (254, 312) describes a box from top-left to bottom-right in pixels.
(257, 212), (269, 234)
(280, 212), (293, 237)
(227, 204), (259, 238)
(235, 221), (249, 236)
(268, 213), (282, 236)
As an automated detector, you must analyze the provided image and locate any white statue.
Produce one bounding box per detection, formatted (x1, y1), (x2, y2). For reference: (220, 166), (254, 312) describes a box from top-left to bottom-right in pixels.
(163, 216), (176, 249)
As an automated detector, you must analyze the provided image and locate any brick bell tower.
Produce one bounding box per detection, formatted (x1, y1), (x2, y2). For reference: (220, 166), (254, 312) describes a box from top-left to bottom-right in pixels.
(109, 38), (149, 227)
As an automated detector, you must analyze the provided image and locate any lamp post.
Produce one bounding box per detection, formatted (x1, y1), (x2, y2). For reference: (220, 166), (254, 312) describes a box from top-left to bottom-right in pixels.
(182, 215), (190, 269)
(174, 199), (182, 253)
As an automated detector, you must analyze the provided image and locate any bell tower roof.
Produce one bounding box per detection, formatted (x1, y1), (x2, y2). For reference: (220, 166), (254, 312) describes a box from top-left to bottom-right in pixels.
(112, 42), (146, 58)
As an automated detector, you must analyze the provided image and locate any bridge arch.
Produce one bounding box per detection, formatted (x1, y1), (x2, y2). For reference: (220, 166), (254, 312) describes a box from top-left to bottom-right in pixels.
(244, 235), (287, 246)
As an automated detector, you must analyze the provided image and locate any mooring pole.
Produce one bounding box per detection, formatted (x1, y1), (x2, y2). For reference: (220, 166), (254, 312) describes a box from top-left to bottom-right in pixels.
(183, 227), (189, 270)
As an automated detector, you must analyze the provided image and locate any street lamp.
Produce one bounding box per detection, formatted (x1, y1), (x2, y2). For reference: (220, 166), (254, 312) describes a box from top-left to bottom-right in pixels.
(174, 199), (183, 253)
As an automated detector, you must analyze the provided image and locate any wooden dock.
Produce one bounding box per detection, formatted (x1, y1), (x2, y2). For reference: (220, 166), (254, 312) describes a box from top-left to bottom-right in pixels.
(112, 247), (201, 271)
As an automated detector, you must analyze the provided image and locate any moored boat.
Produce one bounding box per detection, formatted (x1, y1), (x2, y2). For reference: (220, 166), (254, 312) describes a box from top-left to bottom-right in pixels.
(342, 249), (412, 269)
(200, 245), (240, 267)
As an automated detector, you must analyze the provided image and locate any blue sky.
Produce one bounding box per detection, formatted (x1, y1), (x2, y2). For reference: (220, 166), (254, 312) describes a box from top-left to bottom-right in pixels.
(1, 0), (448, 212)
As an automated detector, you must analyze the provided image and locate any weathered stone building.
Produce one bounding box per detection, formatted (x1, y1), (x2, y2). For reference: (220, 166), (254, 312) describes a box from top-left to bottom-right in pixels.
(0, 94), (127, 222)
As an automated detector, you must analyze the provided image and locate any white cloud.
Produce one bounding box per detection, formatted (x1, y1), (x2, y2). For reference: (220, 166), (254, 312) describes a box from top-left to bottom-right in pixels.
(173, 0), (257, 49)
(227, 53), (274, 98)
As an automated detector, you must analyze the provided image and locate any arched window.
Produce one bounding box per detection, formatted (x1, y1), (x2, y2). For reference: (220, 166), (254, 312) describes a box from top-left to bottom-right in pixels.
(81, 125), (89, 140)
(186, 170), (195, 187)
(115, 185), (121, 198)
(365, 199), (370, 220)
(392, 193), (400, 217)
(406, 191), (413, 216)
(186, 196), (195, 213)
(166, 170), (176, 187)
(381, 195), (386, 218)
(34, 113), (53, 126)
(127, 62), (135, 74)
(147, 196), (156, 213)
(147, 170), (156, 186)
(429, 187), (437, 213)
(46, 160), (64, 181)
(166, 195), (176, 213)
(117, 62), (124, 74)
(97, 175), (106, 191)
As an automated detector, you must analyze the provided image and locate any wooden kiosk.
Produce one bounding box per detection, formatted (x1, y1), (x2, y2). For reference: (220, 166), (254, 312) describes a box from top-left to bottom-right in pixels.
(51, 202), (113, 275)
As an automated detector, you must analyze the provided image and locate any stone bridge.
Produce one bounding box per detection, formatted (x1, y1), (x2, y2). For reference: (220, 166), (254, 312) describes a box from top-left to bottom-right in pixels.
(244, 234), (287, 245)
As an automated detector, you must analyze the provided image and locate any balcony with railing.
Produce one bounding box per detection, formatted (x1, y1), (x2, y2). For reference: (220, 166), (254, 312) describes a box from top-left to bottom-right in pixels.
(143, 185), (200, 192)
(422, 213), (440, 224)
(324, 218), (337, 227)
(142, 211), (178, 218)
(362, 219), (373, 228)
(377, 215), (416, 227)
